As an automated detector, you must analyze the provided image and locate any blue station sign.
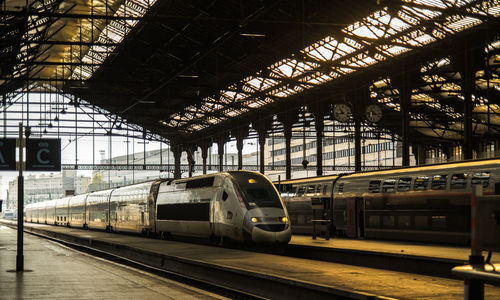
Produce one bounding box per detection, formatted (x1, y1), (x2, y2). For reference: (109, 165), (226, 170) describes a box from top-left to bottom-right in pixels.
(0, 138), (16, 170)
(26, 139), (61, 171)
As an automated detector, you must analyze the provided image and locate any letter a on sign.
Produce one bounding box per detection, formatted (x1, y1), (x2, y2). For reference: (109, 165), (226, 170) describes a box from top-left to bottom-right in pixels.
(0, 139), (16, 170)
(26, 139), (61, 171)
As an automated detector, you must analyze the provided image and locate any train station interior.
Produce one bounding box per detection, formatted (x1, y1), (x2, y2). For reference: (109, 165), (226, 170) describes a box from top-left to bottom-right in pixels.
(1, 0), (500, 299)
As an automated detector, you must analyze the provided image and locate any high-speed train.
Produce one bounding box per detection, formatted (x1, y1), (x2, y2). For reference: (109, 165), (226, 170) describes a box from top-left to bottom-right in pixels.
(25, 171), (292, 245)
(276, 158), (500, 244)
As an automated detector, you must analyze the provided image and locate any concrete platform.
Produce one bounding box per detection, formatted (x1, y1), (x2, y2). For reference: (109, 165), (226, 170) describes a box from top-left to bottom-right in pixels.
(287, 235), (500, 279)
(290, 235), (487, 261)
(0, 225), (227, 300)
(4, 220), (500, 299)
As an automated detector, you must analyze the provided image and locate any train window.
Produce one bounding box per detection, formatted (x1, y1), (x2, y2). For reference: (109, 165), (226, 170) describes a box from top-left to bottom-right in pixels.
(383, 216), (395, 226)
(397, 177), (411, 192)
(398, 216), (411, 227)
(451, 173), (468, 189)
(431, 175), (447, 190)
(323, 183), (332, 195)
(413, 176), (429, 191)
(368, 180), (381, 193)
(306, 185), (316, 195)
(431, 216), (446, 229)
(230, 172), (283, 209)
(297, 186), (306, 196)
(472, 172), (490, 187)
(316, 185), (322, 194)
(338, 183), (344, 193)
(368, 215), (380, 226)
(185, 177), (215, 189)
(222, 191), (228, 201)
(415, 216), (428, 229)
(382, 179), (396, 193)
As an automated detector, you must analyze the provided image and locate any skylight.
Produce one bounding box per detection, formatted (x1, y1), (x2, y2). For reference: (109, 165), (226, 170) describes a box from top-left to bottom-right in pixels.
(166, 0), (499, 133)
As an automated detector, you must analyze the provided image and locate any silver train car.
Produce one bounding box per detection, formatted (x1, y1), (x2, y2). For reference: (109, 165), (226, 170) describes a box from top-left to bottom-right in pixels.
(277, 158), (500, 244)
(25, 171), (291, 245)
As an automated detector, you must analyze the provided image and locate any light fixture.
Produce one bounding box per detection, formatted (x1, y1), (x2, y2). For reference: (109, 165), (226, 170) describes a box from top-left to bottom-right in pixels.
(178, 75), (199, 78)
(239, 33), (266, 37)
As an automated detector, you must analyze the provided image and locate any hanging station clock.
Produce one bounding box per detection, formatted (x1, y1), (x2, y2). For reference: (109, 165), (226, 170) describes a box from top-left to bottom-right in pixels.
(365, 104), (382, 123)
(333, 103), (352, 122)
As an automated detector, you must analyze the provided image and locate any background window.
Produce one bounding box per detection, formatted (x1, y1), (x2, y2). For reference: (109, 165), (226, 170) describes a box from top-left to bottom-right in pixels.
(397, 177), (411, 192)
(472, 172), (490, 187)
(414, 176), (429, 191)
(382, 179), (396, 193)
(451, 173), (468, 189)
(368, 180), (381, 193)
(431, 175), (447, 190)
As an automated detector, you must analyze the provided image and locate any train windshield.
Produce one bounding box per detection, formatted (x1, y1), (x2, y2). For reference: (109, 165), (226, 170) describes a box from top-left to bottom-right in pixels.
(229, 172), (283, 209)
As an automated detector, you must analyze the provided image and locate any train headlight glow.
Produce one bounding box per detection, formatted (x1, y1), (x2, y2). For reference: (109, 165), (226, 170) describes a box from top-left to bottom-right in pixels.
(281, 217), (288, 223)
(248, 179), (257, 184)
(251, 217), (259, 223)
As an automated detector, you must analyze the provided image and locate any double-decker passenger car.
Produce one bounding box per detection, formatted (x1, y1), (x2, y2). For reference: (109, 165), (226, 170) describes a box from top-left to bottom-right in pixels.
(277, 159), (500, 244)
(26, 171), (291, 245)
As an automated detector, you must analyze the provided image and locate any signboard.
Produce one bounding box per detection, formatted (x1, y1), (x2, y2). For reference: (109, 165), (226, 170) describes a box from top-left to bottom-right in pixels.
(26, 139), (61, 171)
(0, 138), (16, 170)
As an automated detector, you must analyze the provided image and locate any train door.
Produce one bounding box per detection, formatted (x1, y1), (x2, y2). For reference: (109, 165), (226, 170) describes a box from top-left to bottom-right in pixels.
(356, 197), (365, 238)
(346, 197), (365, 238)
(346, 198), (356, 237)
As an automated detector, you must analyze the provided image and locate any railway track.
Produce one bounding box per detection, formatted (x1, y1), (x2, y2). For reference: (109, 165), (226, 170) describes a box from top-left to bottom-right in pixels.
(3, 221), (392, 300)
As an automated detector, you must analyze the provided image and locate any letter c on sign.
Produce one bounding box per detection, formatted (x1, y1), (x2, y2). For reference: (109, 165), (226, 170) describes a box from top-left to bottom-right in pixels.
(37, 148), (50, 164)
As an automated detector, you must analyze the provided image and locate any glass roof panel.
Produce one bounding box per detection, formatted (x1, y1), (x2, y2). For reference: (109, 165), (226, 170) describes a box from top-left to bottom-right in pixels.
(178, 0), (498, 131)
(445, 16), (482, 32)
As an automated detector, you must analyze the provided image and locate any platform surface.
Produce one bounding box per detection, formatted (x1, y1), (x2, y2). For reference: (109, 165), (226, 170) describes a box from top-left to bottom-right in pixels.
(4, 221), (500, 299)
(290, 235), (497, 261)
(0, 225), (227, 300)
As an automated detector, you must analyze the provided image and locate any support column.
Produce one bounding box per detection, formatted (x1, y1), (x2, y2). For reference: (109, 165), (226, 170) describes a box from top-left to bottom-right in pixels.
(463, 70), (474, 160)
(400, 78), (410, 167)
(217, 134), (229, 172)
(252, 118), (272, 174)
(172, 144), (182, 179)
(413, 144), (426, 165)
(391, 66), (418, 167)
(186, 145), (195, 177)
(452, 37), (484, 160)
(354, 115), (362, 172)
(278, 111), (299, 180)
(200, 141), (209, 174)
(351, 91), (364, 172)
(232, 126), (249, 170)
(258, 131), (266, 174)
(309, 103), (328, 177)
(218, 140), (224, 172)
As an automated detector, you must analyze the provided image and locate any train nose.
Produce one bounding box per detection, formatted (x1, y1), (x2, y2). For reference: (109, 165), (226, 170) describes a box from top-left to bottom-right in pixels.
(251, 225), (292, 244)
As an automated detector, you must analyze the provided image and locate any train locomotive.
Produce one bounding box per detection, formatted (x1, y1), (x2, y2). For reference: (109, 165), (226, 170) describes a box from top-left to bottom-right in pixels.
(25, 171), (292, 245)
(277, 158), (500, 244)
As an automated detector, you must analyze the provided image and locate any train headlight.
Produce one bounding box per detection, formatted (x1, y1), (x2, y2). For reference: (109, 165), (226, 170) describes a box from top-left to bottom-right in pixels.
(251, 217), (259, 223)
(281, 217), (288, 223)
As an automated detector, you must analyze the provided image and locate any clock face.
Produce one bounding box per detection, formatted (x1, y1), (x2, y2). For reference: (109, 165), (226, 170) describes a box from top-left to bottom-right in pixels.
(333, 104), (351, 122)
(365, 104), (382, 123)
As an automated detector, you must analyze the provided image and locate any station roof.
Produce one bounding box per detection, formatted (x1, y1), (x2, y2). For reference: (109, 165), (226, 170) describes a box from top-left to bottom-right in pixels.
(0, 0), (499, 146)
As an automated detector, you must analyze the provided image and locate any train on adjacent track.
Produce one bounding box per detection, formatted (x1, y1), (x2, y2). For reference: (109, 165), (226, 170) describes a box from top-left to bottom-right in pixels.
(276, 158), (500, 244)
(25, 171), (292, 245)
